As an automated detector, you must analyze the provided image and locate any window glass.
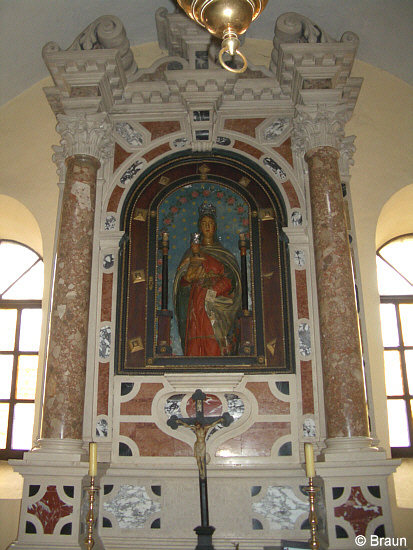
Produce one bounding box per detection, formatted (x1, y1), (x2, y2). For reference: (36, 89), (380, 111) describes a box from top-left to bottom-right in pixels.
(16, 356), (38, 400)
(3, 260), (44, 300)
(379, 303), (399, 347)
(19, 309), (42, 352)
(0, 404), (10, 448)
(0, 356), (14, 399)
(399, 304), (413, 345)
(0, 309), (17, 350)
(387, 400), (410, 447)
(384, 351), (403, 396)
(406, 350), (413, 394)
(0, 242), (39, 297)
(11, 403), (35, 450)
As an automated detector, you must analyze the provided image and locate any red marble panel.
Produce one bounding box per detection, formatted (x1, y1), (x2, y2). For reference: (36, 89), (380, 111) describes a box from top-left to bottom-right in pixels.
(301, 360), (314, 415)
(186, 394), (223, 418)
(224, 118), (266, 138)
(245, 382), (290, 414)
(97, 362), (109, 416)
(295, 270), (309, 320)
(273, 138), (294, 168)
(120, 422), (193, 456)
(27, 485), (73, 534)
(107, 185), (125, 214)
(142, 142), (172, 163)
(140, 120), (181, 141)
(113, 142), (132, 172)
(215, 422), (291, 457)
(280, 179), (300, 209)
(334, 486), (382, 537)
(101, 272), (113, 322)
(233, 140), (263, 160)
(120, 382), (164, 415)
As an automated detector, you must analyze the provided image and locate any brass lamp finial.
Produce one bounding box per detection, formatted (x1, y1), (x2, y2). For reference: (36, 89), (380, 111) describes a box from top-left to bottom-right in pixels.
(177, 0), (269, 73)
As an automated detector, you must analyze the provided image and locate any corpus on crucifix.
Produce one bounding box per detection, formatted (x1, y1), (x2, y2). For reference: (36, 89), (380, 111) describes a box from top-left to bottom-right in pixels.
(167, 389), (233, 550)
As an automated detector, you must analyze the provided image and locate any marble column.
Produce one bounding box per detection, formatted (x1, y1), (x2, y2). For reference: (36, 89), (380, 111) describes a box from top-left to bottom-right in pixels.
(294, 105), (372, 454)
(38, 113), (112, 454)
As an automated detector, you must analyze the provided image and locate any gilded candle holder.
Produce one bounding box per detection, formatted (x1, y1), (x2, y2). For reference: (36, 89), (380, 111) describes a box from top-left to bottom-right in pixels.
(84, 476), (99, 550)
(304, 477), (320, 550)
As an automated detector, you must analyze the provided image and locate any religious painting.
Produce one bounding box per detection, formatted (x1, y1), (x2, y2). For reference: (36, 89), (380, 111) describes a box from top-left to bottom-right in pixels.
(116, 154), (293, 374)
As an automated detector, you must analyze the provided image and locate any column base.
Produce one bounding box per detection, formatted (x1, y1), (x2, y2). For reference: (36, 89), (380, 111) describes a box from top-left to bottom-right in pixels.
(321, 436), (386, 461)
(29, 438), (87, 462)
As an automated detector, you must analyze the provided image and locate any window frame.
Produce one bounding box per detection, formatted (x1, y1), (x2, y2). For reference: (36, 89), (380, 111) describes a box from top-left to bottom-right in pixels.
(0, 239), (43, 460)
(380, 294), (413, 458)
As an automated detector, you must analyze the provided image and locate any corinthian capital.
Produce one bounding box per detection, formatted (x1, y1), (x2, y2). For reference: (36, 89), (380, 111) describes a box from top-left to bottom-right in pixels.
(292, 104), (351, 156)
(56, 112), (114, 162)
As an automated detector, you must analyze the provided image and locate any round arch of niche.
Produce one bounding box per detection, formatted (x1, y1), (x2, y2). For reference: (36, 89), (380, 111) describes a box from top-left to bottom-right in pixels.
(116, 150), (295, 375)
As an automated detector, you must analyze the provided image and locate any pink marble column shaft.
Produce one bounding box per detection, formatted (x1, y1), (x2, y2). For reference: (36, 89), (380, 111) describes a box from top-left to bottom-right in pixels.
(41, 154), (100, 440)
(305, 146), (369, 439)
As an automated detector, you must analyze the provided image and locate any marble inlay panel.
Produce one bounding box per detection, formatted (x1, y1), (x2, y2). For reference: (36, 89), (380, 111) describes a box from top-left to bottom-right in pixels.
(334, 486), (382, 537)
(173, 137), (188, 148)
(298, 323), (311, 357)
(28, 485), (73, 535)
(280, 179), (300, 209)
(274, 138), (294, 168)
(104, 215), (117, 230)
(291, 210), (303, 226)
(224, 118), (266, 138)
(186, 394), (223, 417)
(142, 143), (171, 163)
(97, 362), (110, 416)
(120, 160), (144, 185)
(119, 422), (193, 457)
(252, 486), (308, 530)
(263, 157), (287, 180)
(103, 485), (160, 529)
(164, 394), (185, 418)
(233, 140), (263, 160)
(99, 326), (111, 359)
(295, 270), (309, 319)
(96, 417), (108, 437)
(301, 361), (314, 415)
(141, 120), (181, 141)
(245, 382), (290, 414)
(115, 123), (143, 147)
(107, 185), (125, 213)
(113, 142), (132, 172)
(101, 273), (113, 322)
(264, 118), (290, 140)
(215, 422), (291, 457)
(294, 250), (306, 267)
(303, 417), (316, 437)
(120, 383), (164, 415)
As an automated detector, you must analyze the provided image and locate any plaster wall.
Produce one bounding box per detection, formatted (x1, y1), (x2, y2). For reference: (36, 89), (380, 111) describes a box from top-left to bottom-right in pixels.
(0, 40), (412, 549)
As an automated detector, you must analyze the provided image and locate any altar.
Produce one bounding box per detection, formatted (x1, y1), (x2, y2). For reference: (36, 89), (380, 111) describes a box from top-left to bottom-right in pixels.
(8, 8), (398, 550)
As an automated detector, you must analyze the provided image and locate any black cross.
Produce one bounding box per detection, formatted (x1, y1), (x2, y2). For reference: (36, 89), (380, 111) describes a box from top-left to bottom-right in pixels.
(167, 389), (233, 550)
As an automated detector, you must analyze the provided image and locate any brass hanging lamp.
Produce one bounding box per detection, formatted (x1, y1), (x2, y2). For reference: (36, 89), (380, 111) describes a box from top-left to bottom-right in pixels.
(176, 0), (269, 73)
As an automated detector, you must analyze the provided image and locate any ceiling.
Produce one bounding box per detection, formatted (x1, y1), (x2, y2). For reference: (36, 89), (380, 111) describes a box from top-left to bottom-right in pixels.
(1, 0), (412, 107)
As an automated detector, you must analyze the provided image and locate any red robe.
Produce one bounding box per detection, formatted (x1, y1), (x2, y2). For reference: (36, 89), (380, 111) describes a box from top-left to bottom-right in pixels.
(180, 254), (232, 356)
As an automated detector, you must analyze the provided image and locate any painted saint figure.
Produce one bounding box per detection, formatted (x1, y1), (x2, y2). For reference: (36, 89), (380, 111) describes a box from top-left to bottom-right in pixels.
(173, 203), (241, 356)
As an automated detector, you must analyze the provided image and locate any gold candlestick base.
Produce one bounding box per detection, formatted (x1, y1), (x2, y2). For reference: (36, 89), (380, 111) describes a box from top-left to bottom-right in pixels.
(85, 476), (99, 550)
(304, 477), (320, 550)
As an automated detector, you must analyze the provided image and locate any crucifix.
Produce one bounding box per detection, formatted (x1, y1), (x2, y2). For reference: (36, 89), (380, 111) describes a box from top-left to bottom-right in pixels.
(167, 389), (234, 550)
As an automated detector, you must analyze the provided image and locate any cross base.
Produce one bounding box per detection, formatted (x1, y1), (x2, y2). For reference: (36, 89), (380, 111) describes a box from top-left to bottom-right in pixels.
(194, 525), (215, 550)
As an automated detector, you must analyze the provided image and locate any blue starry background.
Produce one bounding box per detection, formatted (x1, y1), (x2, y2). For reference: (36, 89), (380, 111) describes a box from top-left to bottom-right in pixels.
(156, 182), (251, 355)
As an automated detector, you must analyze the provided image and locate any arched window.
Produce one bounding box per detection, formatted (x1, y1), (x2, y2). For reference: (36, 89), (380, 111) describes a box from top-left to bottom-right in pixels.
(0, 240), (44, 459)
(377, 233), (413, 458)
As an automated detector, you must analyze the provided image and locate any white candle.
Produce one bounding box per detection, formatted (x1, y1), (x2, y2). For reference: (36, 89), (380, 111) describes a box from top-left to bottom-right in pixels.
(89, 442), (97, 477)
(304, 443), (316, 478)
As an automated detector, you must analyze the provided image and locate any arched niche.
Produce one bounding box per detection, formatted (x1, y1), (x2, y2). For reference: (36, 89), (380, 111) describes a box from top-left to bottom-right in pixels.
(116, 151), (295, 375)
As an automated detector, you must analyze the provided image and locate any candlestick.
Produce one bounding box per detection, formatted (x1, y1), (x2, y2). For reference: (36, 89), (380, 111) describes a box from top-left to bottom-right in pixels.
(304, 442), (315, 478)
(84, 476), (99, 550)
(89, 442), (97, 477)
(305, 476), (320, 550)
